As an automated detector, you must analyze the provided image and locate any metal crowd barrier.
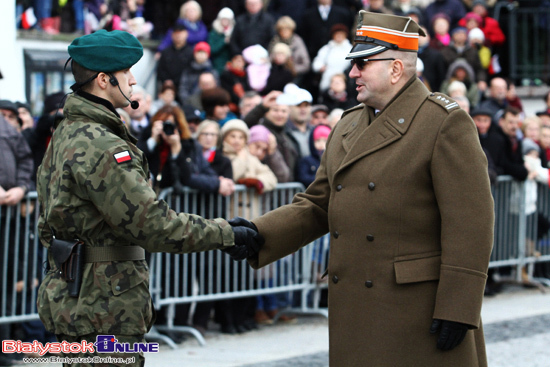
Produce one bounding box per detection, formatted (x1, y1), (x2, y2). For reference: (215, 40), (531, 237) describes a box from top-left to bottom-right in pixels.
(2, 179), (550, 345)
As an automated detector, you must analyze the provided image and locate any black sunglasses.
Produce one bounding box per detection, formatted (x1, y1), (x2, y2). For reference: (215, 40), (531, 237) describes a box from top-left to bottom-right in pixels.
(350, 58), (396, 70)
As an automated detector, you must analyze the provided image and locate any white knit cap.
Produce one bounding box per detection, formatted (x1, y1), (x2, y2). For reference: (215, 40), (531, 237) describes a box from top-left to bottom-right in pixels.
(218, 7), (234, 20)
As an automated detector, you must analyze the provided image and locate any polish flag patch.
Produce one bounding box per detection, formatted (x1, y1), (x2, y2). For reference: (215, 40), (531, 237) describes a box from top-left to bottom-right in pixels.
(114, 150), (132, 164)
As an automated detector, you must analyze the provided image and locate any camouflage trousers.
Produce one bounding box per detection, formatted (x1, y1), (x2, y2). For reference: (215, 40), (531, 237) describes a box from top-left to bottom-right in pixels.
(55, 333), (145, 367)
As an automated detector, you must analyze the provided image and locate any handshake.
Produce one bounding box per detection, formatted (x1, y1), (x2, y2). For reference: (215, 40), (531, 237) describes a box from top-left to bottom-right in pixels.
(222, 217), (265, 261)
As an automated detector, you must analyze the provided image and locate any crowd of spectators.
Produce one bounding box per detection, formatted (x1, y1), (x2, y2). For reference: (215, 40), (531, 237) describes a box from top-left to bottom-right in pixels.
(4, 0), (550, 354)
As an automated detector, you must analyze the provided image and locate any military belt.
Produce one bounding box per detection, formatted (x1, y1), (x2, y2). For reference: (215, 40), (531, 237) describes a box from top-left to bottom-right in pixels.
(84, 246), (145, 263)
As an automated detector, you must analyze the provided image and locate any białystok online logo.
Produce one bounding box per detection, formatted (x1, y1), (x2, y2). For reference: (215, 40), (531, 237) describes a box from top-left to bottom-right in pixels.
(2, 335), (159, 356)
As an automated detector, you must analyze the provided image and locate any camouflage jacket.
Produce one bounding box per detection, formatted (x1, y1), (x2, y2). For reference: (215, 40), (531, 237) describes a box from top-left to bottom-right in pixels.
(36, 93), (234, 336)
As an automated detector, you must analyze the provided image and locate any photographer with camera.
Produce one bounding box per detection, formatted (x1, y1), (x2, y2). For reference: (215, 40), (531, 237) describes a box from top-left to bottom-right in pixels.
(138, 104), (235, 196)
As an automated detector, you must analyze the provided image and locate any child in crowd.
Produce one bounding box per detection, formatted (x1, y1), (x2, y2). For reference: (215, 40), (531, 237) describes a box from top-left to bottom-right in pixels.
(262, 43), (295, 95)
(178, 42), (219, 103)
(297, 125), (331, 188)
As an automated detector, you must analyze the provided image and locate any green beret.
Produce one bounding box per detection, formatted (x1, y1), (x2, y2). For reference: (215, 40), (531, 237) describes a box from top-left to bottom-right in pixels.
(68, 30), (143, 72)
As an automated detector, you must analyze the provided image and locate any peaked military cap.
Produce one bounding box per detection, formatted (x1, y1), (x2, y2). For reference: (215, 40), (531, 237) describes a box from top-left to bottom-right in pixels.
(68, 30), (143, 72)
(346, 11), (426, 59)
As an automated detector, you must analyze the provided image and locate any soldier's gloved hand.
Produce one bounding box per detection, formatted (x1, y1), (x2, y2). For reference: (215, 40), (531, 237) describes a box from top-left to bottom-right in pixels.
(222, 217), (264, 261)
(430, 319), (469, 351)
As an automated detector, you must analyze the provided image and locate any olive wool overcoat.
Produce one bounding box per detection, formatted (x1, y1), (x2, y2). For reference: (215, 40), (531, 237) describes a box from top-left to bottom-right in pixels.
(249, 76), (494, 366)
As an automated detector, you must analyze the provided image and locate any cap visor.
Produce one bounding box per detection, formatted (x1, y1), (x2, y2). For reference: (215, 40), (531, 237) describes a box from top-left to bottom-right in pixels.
(346, 43), (388, 59)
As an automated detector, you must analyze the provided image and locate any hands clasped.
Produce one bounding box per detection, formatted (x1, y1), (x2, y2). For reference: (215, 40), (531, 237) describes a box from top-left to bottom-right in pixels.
(222, 217), (265, 261)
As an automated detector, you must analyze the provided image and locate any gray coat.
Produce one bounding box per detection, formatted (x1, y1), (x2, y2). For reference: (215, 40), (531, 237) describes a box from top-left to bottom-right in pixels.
(0, 116), (33, 191)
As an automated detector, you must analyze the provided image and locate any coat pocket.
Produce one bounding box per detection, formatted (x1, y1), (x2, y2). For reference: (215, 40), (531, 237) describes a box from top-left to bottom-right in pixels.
(110, 263), (149, 296)
(394, 252), (441, 284)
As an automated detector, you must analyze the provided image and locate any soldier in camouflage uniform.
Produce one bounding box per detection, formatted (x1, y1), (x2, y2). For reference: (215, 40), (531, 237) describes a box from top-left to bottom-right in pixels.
(36, 30), (262, 367)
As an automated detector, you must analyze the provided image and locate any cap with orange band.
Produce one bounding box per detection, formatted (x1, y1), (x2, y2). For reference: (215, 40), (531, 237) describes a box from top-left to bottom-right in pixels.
(346, 11), (426, 60)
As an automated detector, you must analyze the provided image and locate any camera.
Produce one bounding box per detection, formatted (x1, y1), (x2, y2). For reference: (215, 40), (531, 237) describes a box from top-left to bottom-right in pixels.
(163, 121), (175, 135)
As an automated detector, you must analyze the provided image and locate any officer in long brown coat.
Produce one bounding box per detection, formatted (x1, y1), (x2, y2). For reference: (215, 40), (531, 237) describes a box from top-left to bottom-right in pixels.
(235, 11), (494, 367)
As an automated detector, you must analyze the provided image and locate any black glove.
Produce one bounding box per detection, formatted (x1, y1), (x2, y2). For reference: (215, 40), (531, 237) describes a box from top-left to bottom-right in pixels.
(430, 319), (469, 351)
(222, 217), (264, 261)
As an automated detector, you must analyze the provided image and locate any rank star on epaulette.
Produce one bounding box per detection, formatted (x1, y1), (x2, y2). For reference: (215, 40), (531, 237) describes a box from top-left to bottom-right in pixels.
(114, 150), (132, 163)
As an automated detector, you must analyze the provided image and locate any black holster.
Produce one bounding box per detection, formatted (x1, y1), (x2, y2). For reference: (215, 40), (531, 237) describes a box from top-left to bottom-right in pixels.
(50, 238), (84, 298)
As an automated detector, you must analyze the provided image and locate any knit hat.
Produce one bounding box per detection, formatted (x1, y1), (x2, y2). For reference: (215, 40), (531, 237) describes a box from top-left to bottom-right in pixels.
(41, 92), (65, 115)
(522, 138), (540, 156)
(464, 12), (483, 25)
(468, 27), (485, 42)
(194, 41), (211, 56)
(249, 125), (270, 144)
(217, 7), (234, 20)
(0, 100), (18, 114)
(313, 125), (331, 141)
(220, 119), (250, 141)
(451, 27), (468, 36)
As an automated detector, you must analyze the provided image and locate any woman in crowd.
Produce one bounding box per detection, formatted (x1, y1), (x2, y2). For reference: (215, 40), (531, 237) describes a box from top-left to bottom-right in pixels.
(208, 7), (236, 75)
(268, 16), (310, 84)
(157, 0), (208, 53)
(312, 24), (353, 95)
(136, 104), (233, 195)
(440, 58), (480, 109)
(196, 119), (233, 179)
(248, 124), (291, 183)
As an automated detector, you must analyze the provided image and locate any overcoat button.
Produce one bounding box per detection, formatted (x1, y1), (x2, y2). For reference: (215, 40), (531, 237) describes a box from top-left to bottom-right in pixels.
(115, 286), (121, 291)
(365, 280), (373, 288)
(367, 234), (374, 242)
(332, 275), (339, 284)
(336, 184), (342, 191)
(398, 118), (405, 124)
(334, 231), (340, 239)
(368, 182), (375, 190)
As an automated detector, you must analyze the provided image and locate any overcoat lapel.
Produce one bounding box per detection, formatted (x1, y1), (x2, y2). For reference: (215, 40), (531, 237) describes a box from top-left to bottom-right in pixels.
(337, 77), (430, 174)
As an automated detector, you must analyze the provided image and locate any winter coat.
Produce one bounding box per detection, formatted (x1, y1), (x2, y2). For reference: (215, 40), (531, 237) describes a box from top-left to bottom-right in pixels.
(137, 126), (220, 193)
(208, 18), (234, 75)
(249, 77), (494, 366)
(299, 4), (353, 60)
(230, 11), (275, 56)
(223, 144), (277, 218)
(178, 60), (219, 103)
(157, 19), (208, 52)
(261, 64), (294, 96)
(0, 116), (33, 191)
(296, 124), (331, 187)
(440, 43), (486, 83)
(156, 44), (194, 91)
(312, 39), (353, 92)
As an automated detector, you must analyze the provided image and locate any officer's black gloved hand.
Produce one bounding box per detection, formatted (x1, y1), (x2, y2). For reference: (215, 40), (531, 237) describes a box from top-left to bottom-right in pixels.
(222, 217), (264, 261)
(430, 319), (469, 351)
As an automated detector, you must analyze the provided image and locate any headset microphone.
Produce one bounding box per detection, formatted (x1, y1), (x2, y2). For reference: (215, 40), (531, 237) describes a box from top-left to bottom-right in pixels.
(109, 74), (140, 110)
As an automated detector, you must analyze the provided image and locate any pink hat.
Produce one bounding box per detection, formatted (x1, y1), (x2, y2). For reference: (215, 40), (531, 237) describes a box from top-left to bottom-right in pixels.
(313, 125), (331, 141)
(194, 41), (211, 57)
(249, 125), (270, 144)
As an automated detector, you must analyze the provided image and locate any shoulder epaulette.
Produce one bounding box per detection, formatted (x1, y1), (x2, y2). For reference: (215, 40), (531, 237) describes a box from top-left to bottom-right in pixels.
(341, 103), (364, 118)
(427, 93), (460, 112)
